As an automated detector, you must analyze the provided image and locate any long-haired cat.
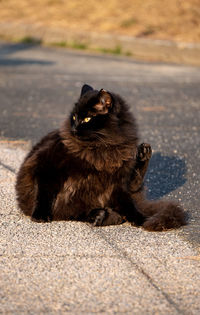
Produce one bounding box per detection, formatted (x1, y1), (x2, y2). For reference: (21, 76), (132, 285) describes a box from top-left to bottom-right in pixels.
(16, 84), (186, 231)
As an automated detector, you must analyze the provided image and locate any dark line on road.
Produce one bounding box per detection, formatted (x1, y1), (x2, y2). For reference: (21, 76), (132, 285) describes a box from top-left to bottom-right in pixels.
(0, 160), (16, 174)
(93, 228), (187, 315)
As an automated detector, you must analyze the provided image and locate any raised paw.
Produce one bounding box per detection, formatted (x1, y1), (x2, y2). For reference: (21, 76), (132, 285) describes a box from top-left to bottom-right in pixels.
(137, 143), (152, 162)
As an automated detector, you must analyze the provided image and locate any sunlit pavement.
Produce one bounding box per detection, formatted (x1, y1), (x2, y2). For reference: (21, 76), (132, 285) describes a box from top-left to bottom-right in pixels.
(0, 42), (200, 314)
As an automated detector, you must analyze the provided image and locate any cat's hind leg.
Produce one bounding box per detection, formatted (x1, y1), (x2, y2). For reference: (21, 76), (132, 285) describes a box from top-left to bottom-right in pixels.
(130, 143), (186, 231)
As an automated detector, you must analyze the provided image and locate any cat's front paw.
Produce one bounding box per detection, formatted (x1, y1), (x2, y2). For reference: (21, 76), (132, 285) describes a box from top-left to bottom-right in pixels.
(137, 143), (152, 162)
(88, 208), (106, 226)
(31, 211), (52, 223)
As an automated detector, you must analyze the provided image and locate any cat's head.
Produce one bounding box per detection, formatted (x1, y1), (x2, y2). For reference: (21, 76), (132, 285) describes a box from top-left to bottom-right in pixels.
(70, 84), (116, 141)
(68, 84), (136, 144)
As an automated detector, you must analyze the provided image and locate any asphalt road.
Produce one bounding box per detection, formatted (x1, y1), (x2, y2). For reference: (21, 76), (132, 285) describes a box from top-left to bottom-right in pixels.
(0, 41), (200, 314)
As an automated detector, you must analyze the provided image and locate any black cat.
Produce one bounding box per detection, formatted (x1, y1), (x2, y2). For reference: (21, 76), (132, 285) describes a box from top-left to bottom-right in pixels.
(15, 84), (186, 231)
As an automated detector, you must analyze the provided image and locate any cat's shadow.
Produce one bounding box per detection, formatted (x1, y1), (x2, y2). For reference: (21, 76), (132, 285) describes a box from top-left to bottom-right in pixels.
(145, 152), (187, 200)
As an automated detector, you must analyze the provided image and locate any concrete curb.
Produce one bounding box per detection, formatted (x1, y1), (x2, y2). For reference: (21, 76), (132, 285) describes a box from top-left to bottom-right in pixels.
(1, 21), (200, 66)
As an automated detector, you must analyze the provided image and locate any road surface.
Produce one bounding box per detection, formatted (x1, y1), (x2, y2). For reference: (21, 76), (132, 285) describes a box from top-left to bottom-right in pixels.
(0, 41), (200, 314)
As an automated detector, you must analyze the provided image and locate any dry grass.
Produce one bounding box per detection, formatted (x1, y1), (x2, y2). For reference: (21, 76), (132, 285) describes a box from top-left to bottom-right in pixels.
(0, 0), (200, 43)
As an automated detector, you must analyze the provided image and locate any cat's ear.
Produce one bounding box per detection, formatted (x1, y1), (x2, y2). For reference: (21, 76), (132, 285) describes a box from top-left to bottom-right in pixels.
(80, 84), (94, 97)
(95, 89), (112, 114)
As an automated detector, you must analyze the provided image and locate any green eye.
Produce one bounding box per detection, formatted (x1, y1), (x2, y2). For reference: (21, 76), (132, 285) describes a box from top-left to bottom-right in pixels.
(73, 115), (76, 121)
(83, 117), (91, 123)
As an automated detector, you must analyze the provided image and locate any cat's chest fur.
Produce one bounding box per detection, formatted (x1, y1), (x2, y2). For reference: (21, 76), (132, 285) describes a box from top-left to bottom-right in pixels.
(62, 129), (136, 173)
(61, 144), (135, 207)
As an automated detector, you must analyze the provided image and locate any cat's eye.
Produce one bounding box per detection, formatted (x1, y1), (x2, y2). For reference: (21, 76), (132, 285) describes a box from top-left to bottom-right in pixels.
(72, 115), (76, 121)
(83, 117), (91, 123)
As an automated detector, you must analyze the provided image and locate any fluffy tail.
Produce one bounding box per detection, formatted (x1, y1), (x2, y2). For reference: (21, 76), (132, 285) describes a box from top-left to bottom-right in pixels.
(132, 191), (186, 231)
(142, 200), (186, 231)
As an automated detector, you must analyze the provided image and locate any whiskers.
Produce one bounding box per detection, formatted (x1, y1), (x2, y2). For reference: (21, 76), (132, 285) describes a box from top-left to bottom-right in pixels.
(93, 132), (108, 147)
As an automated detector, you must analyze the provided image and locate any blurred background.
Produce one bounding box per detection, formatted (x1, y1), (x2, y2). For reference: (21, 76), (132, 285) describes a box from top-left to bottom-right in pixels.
(0, 0), (200, 45)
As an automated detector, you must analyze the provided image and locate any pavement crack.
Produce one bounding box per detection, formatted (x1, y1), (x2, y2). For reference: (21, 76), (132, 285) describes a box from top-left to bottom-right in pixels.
(0, 160), (16, 174)
(92, 228), (187, 315)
